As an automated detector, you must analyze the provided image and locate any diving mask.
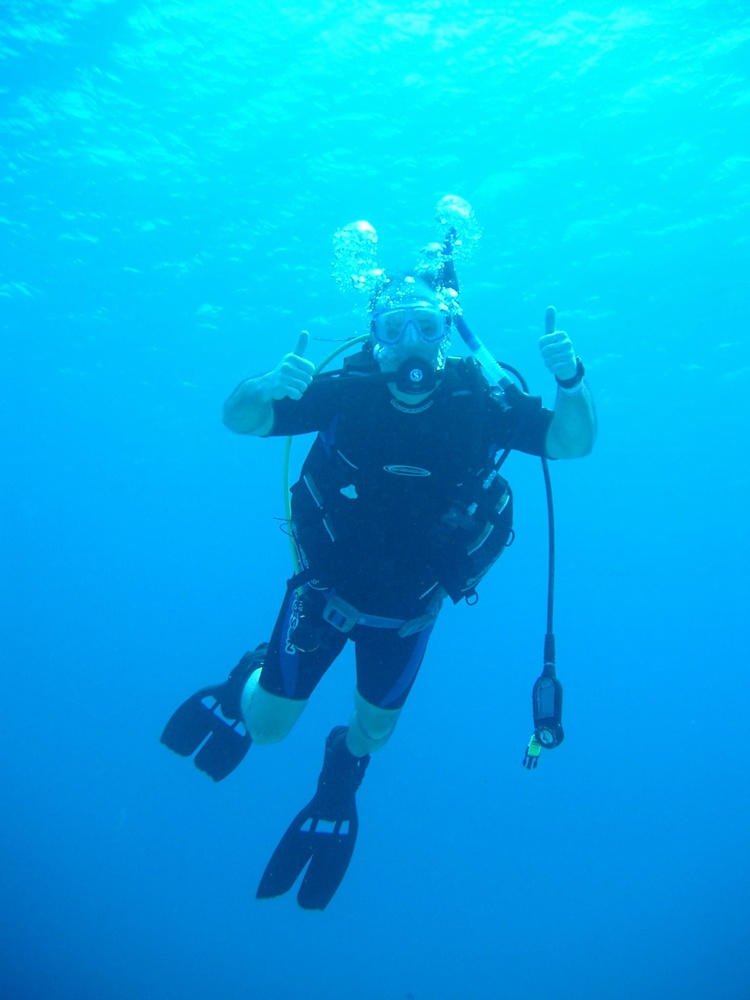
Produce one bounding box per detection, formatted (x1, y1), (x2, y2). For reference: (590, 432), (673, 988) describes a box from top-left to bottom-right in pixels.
(371, 303), (448, 347)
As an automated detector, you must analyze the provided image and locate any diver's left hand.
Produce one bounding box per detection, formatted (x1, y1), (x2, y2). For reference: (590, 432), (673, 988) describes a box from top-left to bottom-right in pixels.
(539, 307), (578, 381)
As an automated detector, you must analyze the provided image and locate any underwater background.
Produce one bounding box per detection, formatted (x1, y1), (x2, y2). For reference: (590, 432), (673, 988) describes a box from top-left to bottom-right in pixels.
(2, 1), (749, 997)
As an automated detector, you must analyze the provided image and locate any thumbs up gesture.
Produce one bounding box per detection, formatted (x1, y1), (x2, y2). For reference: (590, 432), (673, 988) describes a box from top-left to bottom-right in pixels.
(538, 306), (578, 382)
(266, 330), (316, 400)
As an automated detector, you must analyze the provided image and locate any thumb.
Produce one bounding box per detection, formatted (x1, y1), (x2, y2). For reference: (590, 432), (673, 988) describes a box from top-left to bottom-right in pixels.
(293, 329), (309, 357)
(545, 306), (556, 336)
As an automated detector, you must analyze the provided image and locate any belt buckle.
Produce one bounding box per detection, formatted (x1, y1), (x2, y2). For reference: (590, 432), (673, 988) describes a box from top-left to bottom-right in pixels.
(322, 593), (360, 633)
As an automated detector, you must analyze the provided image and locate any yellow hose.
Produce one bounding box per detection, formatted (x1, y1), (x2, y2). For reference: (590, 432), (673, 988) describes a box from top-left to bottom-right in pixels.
(284, 334), (369, 574)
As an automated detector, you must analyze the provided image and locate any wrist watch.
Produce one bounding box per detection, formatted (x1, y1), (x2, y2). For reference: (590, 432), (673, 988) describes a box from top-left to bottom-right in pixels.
(555, 357), (585, 390)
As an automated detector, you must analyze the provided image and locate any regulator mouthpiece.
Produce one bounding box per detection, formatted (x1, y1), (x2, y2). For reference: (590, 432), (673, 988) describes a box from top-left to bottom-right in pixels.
(390, 356), (439, 395)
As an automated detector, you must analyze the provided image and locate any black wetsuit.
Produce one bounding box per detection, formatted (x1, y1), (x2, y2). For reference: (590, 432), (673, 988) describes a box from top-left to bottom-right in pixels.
(259, 354), (553, 710)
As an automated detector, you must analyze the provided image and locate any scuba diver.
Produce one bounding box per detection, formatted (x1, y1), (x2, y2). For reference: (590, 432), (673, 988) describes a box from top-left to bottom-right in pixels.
(161, 201), (596, 911)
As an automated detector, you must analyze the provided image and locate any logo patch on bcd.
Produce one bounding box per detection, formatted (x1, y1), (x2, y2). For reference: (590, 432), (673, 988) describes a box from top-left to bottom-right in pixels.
(383, 465), (431, 477)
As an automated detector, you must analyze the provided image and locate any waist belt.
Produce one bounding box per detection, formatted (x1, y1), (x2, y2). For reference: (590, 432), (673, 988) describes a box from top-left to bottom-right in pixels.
(321, 590), (442, 638)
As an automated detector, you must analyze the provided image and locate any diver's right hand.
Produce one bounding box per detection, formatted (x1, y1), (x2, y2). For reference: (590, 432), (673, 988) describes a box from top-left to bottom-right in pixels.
(264, 331), (315, 401)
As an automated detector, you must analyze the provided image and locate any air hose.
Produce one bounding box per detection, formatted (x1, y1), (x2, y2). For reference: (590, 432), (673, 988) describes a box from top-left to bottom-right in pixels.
(283, 334), (369, 576)
(450, 306), (564, 768)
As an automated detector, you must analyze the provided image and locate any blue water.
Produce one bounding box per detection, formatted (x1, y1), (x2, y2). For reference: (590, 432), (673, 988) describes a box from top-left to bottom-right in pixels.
(2, 2), (749, 997)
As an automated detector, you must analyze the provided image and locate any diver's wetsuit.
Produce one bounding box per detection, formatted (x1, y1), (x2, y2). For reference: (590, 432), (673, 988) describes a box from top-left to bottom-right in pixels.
(258, 354), (554, 710)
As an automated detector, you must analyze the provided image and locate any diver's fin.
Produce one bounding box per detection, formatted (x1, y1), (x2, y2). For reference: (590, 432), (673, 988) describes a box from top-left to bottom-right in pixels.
(256, 725), (370, 910)
(160, 644), (267, 782)
(160, 687), (251, 781)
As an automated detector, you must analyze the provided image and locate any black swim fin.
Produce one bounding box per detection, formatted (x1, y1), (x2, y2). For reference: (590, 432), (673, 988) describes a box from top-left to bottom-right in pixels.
(160, 644), (267, 782)
(256, 725), (370, 910)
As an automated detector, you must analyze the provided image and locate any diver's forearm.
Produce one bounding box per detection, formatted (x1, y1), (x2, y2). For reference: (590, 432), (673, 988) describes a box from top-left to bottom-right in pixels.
(223, 375), (275, 436)
(546, 384), (596, 458)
